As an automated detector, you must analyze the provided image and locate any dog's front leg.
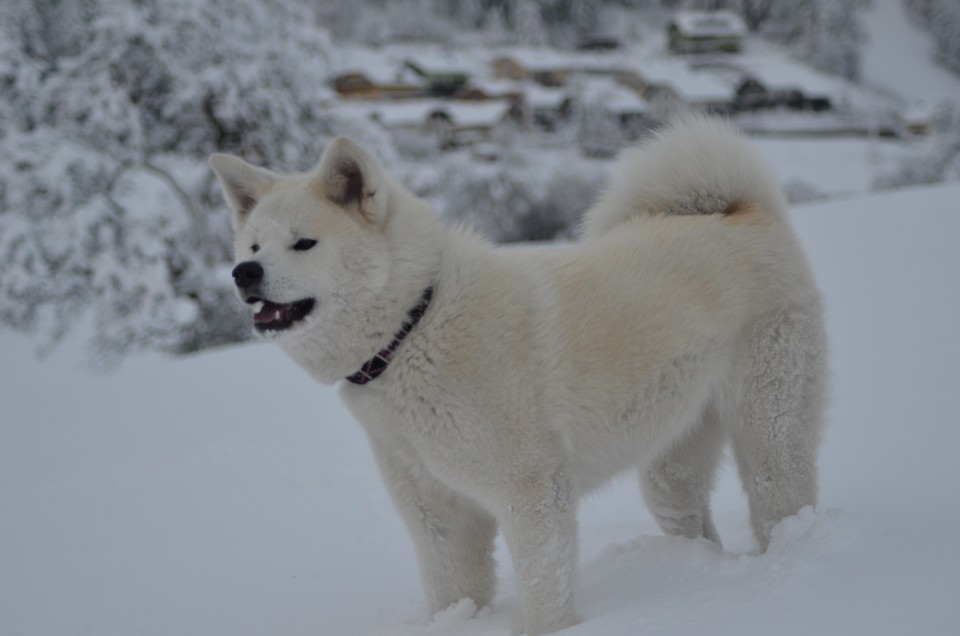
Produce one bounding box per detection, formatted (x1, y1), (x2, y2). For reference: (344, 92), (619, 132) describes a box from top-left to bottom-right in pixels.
(500, 468), (579, 635)
(369, 437), (498, 615)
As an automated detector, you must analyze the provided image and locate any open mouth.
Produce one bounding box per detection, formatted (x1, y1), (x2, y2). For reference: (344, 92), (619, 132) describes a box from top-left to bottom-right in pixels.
(246, 297), (316, 333)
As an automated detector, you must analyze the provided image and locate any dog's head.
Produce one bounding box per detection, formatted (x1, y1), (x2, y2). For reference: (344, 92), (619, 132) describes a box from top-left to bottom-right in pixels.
(209, 138), (394, 340)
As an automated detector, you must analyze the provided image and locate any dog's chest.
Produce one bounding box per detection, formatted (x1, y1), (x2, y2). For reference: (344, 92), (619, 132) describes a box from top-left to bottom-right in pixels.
(340, 381), (502, 489)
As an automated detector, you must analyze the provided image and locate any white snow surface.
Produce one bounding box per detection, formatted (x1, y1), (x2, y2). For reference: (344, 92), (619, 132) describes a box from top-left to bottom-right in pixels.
(3, 184), (960, 635)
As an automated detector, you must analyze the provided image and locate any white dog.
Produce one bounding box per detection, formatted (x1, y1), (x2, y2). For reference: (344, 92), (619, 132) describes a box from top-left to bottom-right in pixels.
(210, 116), (826, 635)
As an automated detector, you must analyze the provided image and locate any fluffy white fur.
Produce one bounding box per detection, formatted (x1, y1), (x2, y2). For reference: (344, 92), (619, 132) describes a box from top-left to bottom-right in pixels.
(210, 116), (827, 635)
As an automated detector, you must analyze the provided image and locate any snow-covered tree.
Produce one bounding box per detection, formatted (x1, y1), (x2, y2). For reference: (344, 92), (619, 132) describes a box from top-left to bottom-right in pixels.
(904, 0), (960, 77)
(515, 0), (552, 46)
(577, 95), (626, 159)
(758, 0), (867, 80)
(0, 0), (340, 365)
(431, 155), (602, 243)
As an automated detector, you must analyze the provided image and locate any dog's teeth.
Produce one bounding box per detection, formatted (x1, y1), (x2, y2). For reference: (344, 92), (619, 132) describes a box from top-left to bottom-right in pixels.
(253, 301), (265, 313)
(275, 310), (281, 321)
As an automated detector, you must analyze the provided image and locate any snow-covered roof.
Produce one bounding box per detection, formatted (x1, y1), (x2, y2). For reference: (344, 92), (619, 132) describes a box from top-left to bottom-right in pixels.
(580, 78), (649, 113)
(493, 48), (578, 72)
(363, 99), (511, 129)
(525, 85), (572, 109)
(330, 46), (405, 85)
(737, 55), (845, 99)
(904, 101), (936, 124)
(331, 45), (480, 84)
(636, 60), (733, 103)
(442, 101), (512, 128)
(493, 46), (629, 74)
(404, 57), (471, 77)
(670, 11), (746, 38)
(332, 66), (420, 87)
(467, 78), (526, 96)
(365, 101), (440, 128)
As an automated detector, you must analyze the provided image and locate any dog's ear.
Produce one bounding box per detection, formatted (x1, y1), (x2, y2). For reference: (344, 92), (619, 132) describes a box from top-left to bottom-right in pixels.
(209, 154), (278, 229)
(313, 137), (387, 226)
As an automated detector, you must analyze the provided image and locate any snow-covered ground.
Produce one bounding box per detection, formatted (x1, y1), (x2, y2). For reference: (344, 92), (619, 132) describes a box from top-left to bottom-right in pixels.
(3, 182), (960, 636)
(752, 136), (908, 198)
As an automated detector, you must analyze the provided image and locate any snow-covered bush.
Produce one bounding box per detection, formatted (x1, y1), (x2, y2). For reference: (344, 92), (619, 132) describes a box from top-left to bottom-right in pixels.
(577, 96), (627, 159)
(781, 178), (828, 204)
(874, 103), (960, 190)
(430, 156), (602, 243)
(0, 0), (339, 365)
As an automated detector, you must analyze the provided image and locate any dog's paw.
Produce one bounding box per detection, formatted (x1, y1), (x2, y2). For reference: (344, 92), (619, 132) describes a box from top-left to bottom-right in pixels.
(429, 598), (485, 631)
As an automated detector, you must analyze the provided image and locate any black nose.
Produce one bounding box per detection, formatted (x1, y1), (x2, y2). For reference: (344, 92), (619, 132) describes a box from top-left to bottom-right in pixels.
(232, 261), (263, 289)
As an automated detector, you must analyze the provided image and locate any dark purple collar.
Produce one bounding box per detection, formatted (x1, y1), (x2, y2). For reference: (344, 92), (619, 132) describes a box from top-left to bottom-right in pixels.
(345, 287), (434, 385)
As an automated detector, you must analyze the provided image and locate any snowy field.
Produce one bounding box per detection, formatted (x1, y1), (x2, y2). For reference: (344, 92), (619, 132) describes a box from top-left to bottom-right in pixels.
(3, 182), (960, 636)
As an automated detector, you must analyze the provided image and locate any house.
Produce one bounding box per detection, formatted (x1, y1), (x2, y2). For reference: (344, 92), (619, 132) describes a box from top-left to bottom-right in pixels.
(329, 71), (422, 100)
(524, 85), (575, 131)
(667, 11), (746, 54)
(580, 77), (654, 139)
(733, 76), (832, 112)
(436, 100), (515, 146)
(403, 59), (471, 97)
(904, 102), (935, 135)
(576, 34), (620, 51)
(492, 55), (571, 87)
(366, 99), (513, 148)
(330, 72), (378, 99)
(726, 56), (841, 113)
(458, 79), (526, 122)
(624, 62), (736, 118)
(492, 56), (526, 82)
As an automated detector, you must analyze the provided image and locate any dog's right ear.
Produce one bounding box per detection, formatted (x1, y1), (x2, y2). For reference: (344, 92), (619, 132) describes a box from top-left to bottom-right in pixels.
(209, 154), (278, 229)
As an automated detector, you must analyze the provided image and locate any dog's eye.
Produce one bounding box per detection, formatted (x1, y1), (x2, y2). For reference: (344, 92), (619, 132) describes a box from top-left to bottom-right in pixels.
(292, 238), (317, 251)
(251, 244), (260, 253)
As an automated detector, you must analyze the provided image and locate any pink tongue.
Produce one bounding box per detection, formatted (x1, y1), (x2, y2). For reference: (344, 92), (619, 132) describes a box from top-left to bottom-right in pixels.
(254, 303), (289, 324)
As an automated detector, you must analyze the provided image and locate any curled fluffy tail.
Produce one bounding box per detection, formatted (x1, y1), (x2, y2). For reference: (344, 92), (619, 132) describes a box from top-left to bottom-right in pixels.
(582, 115), (785, 238)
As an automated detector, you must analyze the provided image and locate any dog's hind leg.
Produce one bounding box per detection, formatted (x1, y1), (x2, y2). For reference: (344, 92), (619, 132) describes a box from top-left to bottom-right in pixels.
(640, 398), (726, 545)
(368, 438), (497, 615)
(732, 310), (826, 550)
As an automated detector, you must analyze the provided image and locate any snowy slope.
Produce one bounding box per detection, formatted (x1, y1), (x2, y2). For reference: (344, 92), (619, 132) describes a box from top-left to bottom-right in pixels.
(3, 184), (960, 636)
(860, 0), (960, 103)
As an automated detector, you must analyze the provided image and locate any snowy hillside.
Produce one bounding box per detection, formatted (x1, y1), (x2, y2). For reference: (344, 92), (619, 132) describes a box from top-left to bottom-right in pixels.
(860, 0), (960, 104)
(3, 183), (959, 636)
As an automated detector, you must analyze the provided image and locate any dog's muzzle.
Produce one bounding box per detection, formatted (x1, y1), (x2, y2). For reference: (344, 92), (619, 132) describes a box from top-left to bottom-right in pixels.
(232, 261), (316, 333)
